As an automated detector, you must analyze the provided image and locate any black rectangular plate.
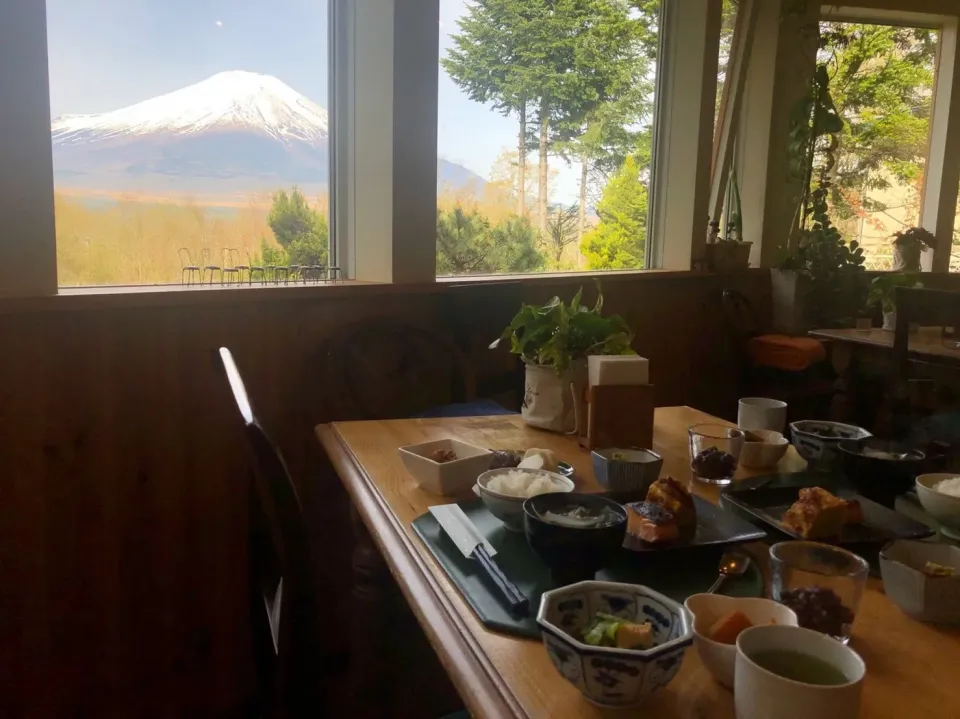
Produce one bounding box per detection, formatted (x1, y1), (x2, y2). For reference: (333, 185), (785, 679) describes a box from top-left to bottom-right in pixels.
(618, 494), (768, 552)
(721, 483), (934, 545)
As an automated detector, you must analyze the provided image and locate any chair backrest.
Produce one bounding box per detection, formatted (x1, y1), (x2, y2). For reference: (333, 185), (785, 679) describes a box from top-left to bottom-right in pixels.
(721, 289), (761, 341)
(893, 287), (960, 383)
(217, 347), (324, 715)
(178, 247), (194, 268)
(200, 247), (215, 267)
(222, 248), (240, 268)
(321, 317), (476, 420)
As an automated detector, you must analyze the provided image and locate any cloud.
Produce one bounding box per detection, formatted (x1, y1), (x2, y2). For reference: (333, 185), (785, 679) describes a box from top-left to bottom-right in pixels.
(215, 20), (223, 28)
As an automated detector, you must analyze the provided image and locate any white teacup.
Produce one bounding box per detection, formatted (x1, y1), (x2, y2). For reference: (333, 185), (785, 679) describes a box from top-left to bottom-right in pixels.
(738, 397), (788, 433)
(735, 625), (865, 719)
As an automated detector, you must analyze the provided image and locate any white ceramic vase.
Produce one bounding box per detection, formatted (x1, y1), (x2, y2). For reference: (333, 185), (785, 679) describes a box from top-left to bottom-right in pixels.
(521, 360), (587, 434)
(882, 310), (897, 331)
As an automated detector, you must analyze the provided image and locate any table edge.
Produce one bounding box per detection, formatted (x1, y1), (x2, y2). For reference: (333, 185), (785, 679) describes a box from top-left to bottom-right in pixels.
(315, 423), (528, 719)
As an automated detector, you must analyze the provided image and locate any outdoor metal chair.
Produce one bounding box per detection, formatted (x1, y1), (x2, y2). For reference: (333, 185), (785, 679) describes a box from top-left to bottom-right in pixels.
(178, 248), (201, 285)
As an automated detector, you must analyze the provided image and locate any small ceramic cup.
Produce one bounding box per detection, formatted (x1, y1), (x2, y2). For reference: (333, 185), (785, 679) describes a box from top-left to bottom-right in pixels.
(735, 625), (865, 719)
(738, 397), (788, 433)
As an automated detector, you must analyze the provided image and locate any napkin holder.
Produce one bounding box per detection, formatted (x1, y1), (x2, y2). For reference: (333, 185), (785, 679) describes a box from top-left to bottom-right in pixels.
(580, 383), (655, 451)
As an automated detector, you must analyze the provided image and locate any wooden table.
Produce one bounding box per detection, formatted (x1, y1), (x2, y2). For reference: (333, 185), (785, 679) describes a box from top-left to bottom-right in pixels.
(316, 407), (960, 718)
(809, 327), (960, 423)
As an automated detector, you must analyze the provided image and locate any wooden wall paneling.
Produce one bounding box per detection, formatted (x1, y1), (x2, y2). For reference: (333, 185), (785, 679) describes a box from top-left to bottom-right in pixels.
(0, 272), (770, 717)
(0, 314), (53, 717)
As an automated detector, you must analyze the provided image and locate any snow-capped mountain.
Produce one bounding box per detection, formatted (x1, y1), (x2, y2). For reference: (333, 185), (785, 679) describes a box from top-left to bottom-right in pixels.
(52, 71), (328, 147)
(51, 71), (483, 195)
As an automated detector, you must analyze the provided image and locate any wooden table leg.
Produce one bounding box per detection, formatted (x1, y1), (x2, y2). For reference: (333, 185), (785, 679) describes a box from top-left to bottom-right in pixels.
(348, 505), (464, 718)
(350, 505), (394, 718)
(828, 342), (855, 422)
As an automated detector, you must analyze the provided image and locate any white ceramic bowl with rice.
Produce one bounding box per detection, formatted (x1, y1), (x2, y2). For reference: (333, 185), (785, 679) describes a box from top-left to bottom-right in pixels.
(916, 474), (960, 540)
(475, 467), (575, 531)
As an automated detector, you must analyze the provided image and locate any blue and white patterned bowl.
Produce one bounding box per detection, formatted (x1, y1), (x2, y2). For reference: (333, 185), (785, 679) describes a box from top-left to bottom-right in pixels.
(591, 448), (663, 493)
(536, 581), (693, 707)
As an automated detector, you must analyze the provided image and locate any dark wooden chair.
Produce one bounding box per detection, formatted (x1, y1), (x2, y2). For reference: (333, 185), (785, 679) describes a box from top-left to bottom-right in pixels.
(217, 347), (331, 717)
(887, 287), (960, 439)
(320, 317), (482, 420)
(721, 289), (833, 421)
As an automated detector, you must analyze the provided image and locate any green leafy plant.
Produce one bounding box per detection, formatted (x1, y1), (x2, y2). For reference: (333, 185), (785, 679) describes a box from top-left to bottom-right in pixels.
(778, 185), (866, 327)
(490, 286), (635, 374)
(869, 273), (922, 313)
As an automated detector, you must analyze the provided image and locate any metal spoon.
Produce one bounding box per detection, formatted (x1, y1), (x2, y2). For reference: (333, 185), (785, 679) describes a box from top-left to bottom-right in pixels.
(706, 551), (751, 594)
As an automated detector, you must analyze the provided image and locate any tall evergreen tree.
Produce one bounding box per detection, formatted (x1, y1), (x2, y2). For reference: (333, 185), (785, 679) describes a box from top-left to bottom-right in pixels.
(580, 155), (648, 269)
(443, 0), (538, 217)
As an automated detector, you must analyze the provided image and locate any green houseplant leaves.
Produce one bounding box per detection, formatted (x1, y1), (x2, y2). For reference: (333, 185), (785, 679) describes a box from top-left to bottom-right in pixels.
(490, 286), (635, 374)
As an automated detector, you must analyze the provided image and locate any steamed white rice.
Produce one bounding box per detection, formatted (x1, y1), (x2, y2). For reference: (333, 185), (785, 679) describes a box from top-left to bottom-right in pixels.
(486, 470), (567, 498)
(935, 478), (960, 498)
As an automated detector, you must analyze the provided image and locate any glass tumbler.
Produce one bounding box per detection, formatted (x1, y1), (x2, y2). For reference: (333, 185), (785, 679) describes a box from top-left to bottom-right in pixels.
(770, 541), (869, 644)
(688, 423), (744, 486)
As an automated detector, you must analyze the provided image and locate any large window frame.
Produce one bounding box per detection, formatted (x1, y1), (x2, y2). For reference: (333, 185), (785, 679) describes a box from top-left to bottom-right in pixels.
(6, 0), (960, 298)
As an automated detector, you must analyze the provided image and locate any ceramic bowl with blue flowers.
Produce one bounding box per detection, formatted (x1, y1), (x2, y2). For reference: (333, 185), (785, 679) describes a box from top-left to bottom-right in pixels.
(536, 580), (693, 707)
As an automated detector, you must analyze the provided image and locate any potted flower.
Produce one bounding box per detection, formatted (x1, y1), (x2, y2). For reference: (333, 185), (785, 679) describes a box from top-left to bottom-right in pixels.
(868, 273), (923, 331)
(891, 227), (936, 272)
(491, 286), (635, 433)
(705, 168), (752, 272)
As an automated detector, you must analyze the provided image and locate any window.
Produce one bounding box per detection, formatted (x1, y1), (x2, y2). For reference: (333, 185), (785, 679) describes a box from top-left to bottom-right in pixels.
(436, 0), (663, 276)
(816, 18), (938, 271)
(46, 0), (331, 287)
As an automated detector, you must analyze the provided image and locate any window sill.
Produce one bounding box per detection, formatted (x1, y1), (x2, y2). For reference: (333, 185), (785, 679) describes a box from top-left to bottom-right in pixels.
(0, 268), (767, 314)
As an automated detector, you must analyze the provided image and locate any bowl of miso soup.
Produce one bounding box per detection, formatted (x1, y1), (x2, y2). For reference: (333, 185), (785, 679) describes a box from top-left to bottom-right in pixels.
(523, 492), (626, 585)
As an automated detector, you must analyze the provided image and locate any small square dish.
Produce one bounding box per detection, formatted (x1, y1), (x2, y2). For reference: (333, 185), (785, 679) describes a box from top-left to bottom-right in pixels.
(720, 484), (934, 546)
(880, 540), (960, 623)
(398, 439), (493, 496)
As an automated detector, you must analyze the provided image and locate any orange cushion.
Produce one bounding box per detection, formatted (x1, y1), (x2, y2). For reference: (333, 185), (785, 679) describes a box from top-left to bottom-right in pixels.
(747, 334), (827, 372)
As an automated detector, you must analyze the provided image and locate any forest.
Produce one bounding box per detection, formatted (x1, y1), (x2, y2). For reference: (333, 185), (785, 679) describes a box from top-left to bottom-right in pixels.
(54, 0), (952, 285)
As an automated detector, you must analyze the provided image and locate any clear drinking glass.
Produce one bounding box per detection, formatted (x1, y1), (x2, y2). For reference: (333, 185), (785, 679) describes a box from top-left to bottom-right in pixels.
(769, 541), (869, 644)
(688, 424), (744, 486)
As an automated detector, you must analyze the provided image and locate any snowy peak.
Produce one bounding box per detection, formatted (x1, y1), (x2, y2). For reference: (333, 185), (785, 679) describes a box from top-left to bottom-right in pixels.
(52, 71), (329, 145)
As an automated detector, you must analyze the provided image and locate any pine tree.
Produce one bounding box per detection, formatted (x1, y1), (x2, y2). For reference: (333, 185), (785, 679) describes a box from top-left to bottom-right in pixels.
(436, 206), (544, 275)
(580, 155), (648, 269)
(265, 187), (328, 266)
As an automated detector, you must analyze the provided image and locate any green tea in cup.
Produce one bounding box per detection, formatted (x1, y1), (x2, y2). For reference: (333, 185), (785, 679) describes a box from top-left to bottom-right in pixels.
(749, 649), (849, 686)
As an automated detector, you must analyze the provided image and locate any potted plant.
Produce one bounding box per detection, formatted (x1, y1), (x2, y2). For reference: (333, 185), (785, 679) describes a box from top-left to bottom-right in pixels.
(891, 227), (936, 272)
(705, 168), (752, 272)
(869, 273), (923, 331)
(491, 286), (635, 433)
(773, 54), (866, 332)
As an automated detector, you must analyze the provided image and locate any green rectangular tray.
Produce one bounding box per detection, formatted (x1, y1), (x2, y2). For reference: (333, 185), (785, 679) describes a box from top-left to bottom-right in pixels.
(412, 498), (764, 638)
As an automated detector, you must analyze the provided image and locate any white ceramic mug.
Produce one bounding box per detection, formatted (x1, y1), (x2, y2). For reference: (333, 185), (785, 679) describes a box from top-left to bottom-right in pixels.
(735, 625), (865, 719)
(738, 397), (787, 433)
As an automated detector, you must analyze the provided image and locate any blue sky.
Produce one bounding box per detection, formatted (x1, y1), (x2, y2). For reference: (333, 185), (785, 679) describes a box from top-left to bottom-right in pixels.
(46, 0), (579, 201)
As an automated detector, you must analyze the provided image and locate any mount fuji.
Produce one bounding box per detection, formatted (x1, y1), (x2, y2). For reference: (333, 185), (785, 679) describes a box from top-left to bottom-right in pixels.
(51, 71), (485, 196)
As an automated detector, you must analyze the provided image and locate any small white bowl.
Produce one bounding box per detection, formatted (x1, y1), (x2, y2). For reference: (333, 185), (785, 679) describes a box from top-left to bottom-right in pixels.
(880, 540), (960, 623)
(475, 468), (574, 531)
(398, 438), (493, 496)
(915, 474), (960, 540)
(739, 430), (790, 470)
(684, 594), (798, 688)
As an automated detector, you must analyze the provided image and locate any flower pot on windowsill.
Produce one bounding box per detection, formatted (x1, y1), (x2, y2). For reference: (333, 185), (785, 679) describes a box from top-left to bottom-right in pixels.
(522, 360), (587, 434)
(705, 241), (752, 272)
(892, 244), (921, 272)
(882, 310), (897, 331)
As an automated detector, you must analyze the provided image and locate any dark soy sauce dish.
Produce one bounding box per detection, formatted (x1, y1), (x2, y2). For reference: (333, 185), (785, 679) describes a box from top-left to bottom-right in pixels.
(523, 492), (626, 586)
